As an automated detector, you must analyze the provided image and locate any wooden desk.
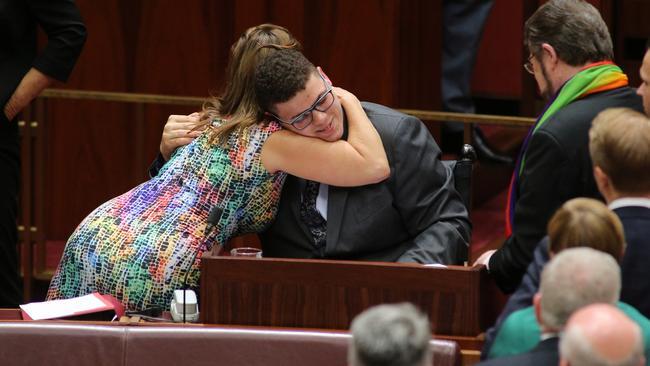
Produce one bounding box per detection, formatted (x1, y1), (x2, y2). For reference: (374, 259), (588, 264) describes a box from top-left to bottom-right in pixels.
(200, 255), (500, 337)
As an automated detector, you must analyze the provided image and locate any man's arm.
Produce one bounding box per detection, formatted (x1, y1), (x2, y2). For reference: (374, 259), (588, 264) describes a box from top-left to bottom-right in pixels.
(488, 130), (569, 292)
(4, 69), (54, 120)
(393, 116), (471, 264)
(4, 0), (86, 120)
(482, 238), (549, 359)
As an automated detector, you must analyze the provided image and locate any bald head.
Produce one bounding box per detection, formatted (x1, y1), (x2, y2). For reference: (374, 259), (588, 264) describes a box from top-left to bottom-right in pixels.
(560, 304), (645, 366)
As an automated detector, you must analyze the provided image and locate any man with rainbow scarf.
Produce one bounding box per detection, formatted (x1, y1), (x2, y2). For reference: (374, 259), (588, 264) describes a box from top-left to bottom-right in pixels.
(475, 0), (643, 293)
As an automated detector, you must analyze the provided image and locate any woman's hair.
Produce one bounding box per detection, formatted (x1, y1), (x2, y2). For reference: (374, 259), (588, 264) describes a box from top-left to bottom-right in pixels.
(547, 197), (625, 261)
(200, 24), (301, 144)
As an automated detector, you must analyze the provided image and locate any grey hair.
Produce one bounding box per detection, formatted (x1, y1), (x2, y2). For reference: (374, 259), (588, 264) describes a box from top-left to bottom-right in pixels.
(348, 303), (432, 366)
(524, 0), (613, 65)
(560, 320), (644, 366)
(540, 247), (620, 329)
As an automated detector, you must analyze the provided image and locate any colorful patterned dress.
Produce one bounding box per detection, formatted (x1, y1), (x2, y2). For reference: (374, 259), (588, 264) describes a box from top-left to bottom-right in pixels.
(46, 121), (286, 311)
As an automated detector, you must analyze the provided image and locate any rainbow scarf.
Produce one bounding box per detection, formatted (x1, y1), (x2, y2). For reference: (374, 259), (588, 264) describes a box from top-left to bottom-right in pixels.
(505, 61), (628, 237)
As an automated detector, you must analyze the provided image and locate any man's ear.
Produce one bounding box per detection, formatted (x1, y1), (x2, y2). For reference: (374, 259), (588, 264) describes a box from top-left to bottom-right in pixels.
(541, 43), (559, 69)
(533, 293), (543, 326)
(317, 66), (333, 86)
(593, 166), (613, 200)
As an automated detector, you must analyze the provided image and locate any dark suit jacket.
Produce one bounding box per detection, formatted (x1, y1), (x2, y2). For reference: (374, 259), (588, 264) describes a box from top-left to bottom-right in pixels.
(0, 0), (87, 110)
(616, 205), (650, 319)
(482, 239), (549, 359)
(476, 337), (558, 366)
(0, 0), (86, 307)
(260, 102), (471, 264)
(489, 87), (643, 292)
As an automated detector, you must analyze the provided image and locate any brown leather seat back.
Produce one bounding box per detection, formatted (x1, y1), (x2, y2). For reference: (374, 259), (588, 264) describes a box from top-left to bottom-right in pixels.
(431, 339), (463, 366)
(125, 327), (350, 366)
(0, 322), (460, 366)
(0, 322), (126, 366)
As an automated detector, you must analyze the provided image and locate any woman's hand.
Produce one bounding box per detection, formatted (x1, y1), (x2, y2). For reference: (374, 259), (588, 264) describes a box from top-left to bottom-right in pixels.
(333, 87), (362, 110)
(160, 112), (203, 160)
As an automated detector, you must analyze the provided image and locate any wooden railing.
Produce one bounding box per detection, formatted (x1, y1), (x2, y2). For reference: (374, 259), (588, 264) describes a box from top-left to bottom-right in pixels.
(41, 88), (537, 126)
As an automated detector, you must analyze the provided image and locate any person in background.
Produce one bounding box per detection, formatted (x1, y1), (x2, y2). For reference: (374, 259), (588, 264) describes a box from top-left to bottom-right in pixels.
(589, 107), (650, 319)
(475, 0), (643, 293)
(349, 303), (432, 366)
(0, 0), (87, 307)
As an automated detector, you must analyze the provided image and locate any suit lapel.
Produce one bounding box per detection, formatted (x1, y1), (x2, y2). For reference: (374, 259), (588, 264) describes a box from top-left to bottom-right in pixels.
(326, 185), (349, 250)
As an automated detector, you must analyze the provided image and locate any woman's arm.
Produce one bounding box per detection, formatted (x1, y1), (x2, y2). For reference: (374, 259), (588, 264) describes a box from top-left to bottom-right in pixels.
(261, 87), (389, 187)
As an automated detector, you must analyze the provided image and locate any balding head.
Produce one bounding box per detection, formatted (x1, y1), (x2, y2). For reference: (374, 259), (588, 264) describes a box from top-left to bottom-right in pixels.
(560, 304), (645, 366)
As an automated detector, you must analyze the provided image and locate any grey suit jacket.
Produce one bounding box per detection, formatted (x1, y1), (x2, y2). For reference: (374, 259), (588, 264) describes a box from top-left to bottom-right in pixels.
(260, 102), (471, 264)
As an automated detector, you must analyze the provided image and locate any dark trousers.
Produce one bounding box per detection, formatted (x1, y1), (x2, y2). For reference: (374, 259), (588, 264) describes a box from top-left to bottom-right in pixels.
(0, 113), (22, 307)
(442, 0), (494, 132)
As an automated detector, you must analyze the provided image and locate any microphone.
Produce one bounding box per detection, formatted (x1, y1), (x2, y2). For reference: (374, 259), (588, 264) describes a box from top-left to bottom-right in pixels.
(174, 206), (223, 323)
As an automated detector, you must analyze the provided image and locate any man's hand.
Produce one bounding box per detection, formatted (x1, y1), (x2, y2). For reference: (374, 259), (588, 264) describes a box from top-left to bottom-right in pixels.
(473, 249), (496, 268)
(160, 112), (203, 160)
(4, 68), (53, 121)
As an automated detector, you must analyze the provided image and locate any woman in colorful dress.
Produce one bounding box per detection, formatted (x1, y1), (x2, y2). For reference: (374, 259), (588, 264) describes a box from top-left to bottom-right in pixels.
(46, 24), (389, 311)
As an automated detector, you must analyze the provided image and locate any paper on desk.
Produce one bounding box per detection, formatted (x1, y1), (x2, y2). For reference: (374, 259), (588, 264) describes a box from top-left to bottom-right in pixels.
(20, 293), (112, 320)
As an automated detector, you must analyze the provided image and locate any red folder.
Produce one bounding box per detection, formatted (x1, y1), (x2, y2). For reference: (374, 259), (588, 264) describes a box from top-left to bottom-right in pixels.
(20, 293), (125, 321)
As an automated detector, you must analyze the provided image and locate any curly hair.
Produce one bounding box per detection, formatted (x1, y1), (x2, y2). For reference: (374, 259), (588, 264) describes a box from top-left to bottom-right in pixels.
(254, 48), (316, 115)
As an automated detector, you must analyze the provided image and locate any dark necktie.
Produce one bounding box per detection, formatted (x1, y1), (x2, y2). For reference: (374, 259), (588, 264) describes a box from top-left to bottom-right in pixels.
(300, 180), (327, 250)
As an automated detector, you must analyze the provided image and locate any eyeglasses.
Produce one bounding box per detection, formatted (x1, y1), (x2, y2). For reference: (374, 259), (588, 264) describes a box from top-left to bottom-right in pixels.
(266, 72), (335, 130)
(524, 54), (535, 75)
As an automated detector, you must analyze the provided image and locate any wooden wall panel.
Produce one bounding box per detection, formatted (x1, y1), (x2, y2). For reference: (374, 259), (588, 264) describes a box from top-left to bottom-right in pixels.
(41, 0), (133, 240)
(302, 0), (400, 106)
(472, 0), (524, 99)
(397, 0), (441, 110)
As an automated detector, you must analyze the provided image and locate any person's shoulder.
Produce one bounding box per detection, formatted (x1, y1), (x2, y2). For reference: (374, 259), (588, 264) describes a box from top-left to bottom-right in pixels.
(360, 101), (424, 136)
(618, 301), (650, 351)
(547, 87), (642, 127)
(618, 301), (650, 326)
(502, 306), (536, 328)
(361, 102), (416, 121)
(246, 120), (282, 136)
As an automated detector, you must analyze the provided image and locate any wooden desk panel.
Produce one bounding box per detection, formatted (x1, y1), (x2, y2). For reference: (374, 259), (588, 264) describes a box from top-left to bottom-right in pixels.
(200, 256), (497, 337)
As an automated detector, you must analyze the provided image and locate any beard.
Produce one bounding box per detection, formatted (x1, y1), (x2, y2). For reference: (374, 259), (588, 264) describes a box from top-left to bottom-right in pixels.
(539, 62), (555, 100)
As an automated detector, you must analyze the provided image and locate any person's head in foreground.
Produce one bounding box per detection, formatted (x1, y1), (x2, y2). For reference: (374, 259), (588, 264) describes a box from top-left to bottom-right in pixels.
(349, 303), (432, 366)
(560, 303), (645, 366)
(535, 247), (620, 333)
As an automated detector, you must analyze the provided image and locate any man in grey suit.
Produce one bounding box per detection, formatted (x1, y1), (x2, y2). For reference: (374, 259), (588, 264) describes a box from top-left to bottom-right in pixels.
(152, 48), (470, 265)
(254, 49), (470, 265)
